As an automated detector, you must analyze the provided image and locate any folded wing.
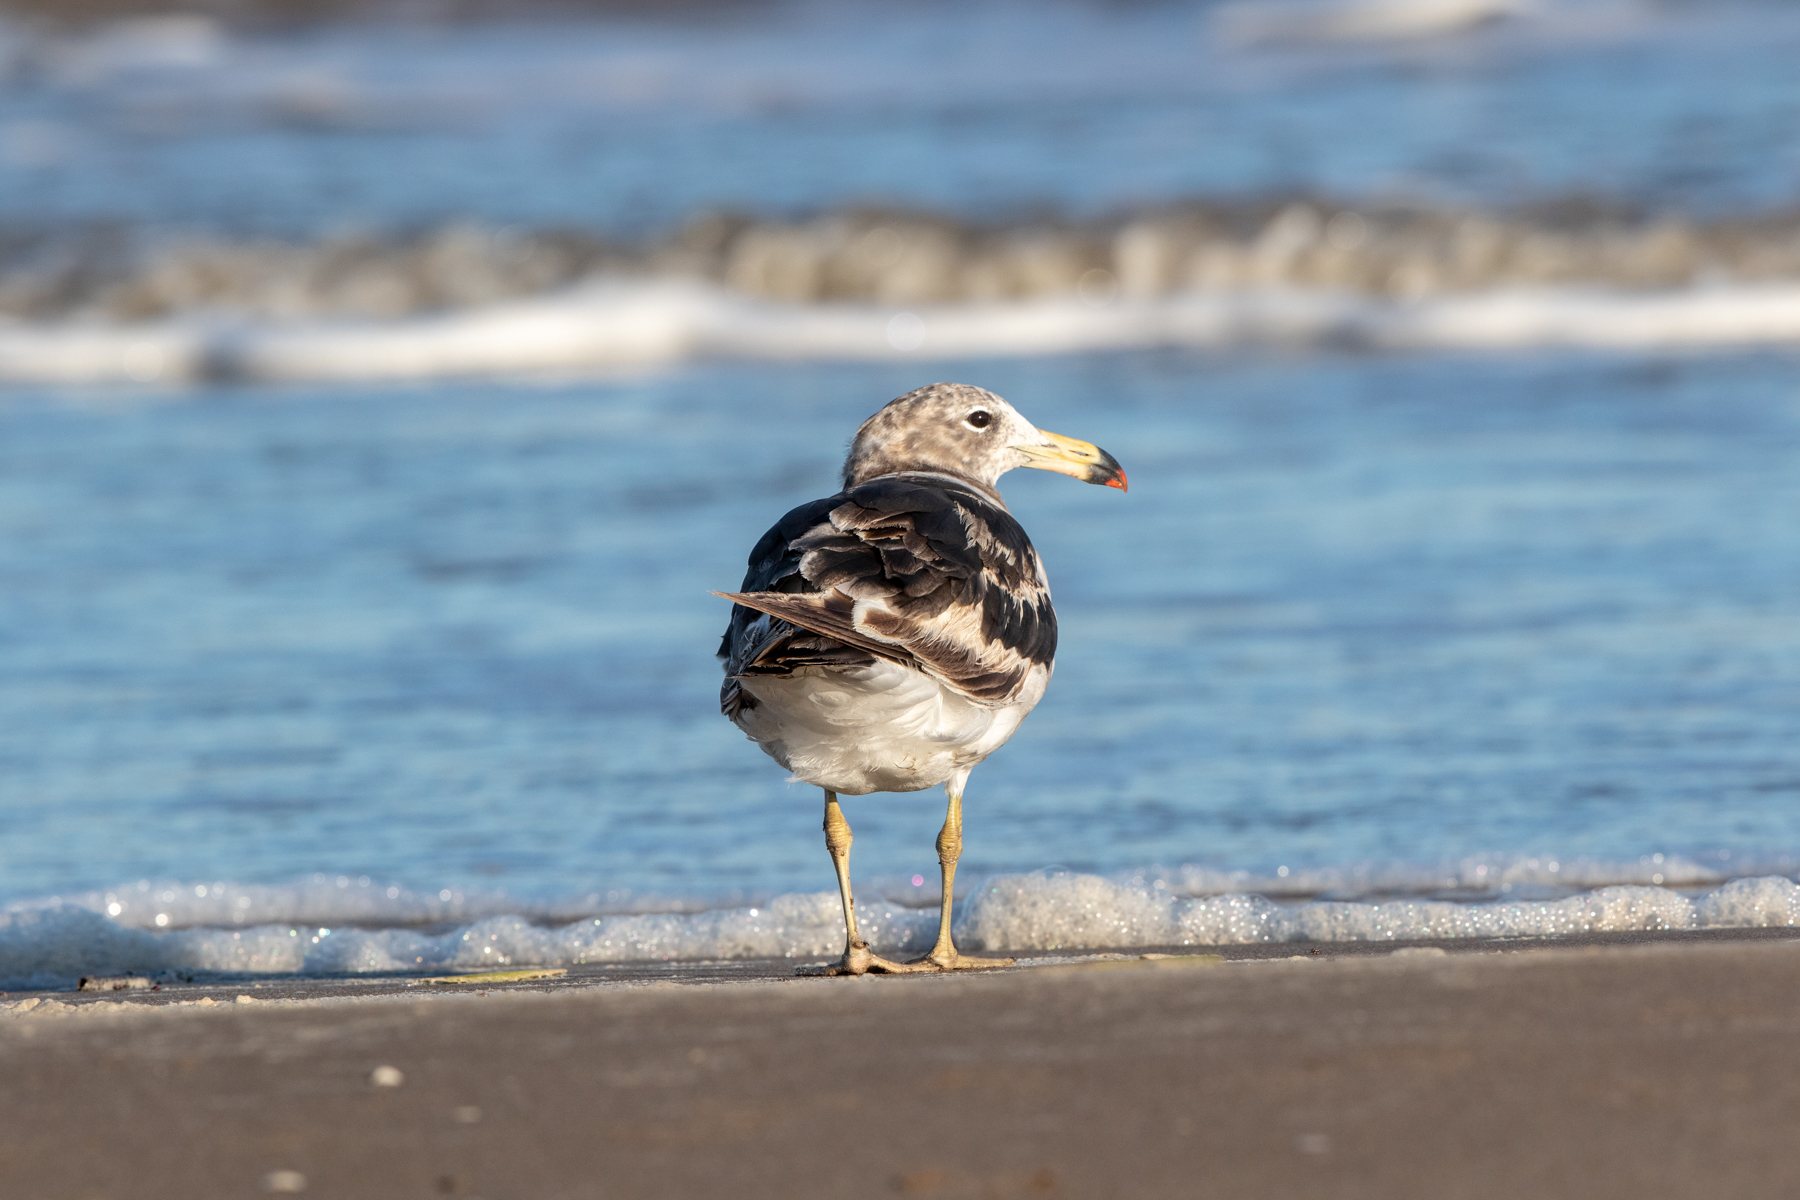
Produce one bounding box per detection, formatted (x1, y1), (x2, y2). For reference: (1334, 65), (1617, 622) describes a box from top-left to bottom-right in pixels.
(718, 476), (1057, 707)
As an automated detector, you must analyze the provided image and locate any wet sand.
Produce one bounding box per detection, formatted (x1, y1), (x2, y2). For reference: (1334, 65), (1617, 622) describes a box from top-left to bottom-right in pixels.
(6, 932), (1800, 1199)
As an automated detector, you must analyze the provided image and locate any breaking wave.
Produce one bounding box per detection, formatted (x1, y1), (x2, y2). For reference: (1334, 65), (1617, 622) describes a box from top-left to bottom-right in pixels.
(14, 200), (1800, 319)
(9, 200), (1800, 383)
(12, 279), (1800, 385)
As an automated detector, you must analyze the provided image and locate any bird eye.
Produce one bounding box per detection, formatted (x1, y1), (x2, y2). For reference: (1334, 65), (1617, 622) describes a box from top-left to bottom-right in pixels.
(966, 410), (992, 429)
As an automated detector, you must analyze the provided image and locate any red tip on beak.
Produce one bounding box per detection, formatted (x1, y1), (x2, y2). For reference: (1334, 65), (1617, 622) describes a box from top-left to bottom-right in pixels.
(1106, 471), (1129, 493)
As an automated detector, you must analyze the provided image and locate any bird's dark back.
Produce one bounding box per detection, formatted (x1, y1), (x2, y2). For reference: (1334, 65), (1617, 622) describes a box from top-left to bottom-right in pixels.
(718, 474), (1058, 691)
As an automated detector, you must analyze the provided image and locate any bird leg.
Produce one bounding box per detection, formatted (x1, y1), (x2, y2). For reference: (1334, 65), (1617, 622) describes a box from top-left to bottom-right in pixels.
(803, 790), (929, 976)
(909, 778), (1014, 971)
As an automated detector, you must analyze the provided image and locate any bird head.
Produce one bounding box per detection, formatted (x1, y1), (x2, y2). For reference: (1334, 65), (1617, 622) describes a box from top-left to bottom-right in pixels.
(842, 382), (1127, 497)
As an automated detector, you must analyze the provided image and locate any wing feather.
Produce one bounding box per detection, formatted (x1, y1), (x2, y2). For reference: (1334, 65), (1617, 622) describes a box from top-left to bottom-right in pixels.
(717, 475), (1056, 706)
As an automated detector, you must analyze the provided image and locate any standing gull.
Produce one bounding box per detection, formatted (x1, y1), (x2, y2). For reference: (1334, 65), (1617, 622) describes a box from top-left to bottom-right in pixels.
(717, 382), (1127, 975)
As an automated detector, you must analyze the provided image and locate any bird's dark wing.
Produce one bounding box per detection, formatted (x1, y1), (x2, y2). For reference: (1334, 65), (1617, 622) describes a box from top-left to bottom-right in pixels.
(718, 475), (1056, 706)
(717, 496), (877, 719)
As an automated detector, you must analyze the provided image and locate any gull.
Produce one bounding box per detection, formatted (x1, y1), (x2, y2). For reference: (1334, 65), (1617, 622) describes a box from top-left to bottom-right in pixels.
(716, 382), (1126, 975)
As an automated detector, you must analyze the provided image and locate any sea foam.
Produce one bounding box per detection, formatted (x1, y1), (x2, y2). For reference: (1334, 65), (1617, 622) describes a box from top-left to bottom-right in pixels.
(5, 863), (1800, 992)
(8, 280), (1800, 387)
(12, 194), (1800, 384)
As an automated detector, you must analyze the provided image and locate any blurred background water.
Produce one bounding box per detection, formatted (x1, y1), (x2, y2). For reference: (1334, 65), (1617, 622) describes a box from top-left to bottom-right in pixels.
(2, 0), (1799, 982)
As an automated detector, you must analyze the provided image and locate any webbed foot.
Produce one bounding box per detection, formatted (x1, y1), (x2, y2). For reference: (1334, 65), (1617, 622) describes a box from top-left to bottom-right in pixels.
(909, 949), (1015, 971)
(799, 942), (1014, 976)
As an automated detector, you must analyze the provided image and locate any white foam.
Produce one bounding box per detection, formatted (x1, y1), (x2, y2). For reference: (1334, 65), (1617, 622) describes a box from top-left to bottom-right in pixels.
(1216, 0), (1542, 45)
(0, 892), (931, 992)
(1212, 0), (1660, 47)
(5, 862), (1800, 991)
(7, 281), (1800, 386)
(959, 873), (1738, 950)
(26, 875), (748, 930)
(1148, 851), (1750, 898)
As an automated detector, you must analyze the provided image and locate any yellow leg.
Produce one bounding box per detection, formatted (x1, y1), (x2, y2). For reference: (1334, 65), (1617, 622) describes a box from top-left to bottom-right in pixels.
(824, 790), (860, 949)
(912, 774), (1013, 971)
(804, 790), (930, 976)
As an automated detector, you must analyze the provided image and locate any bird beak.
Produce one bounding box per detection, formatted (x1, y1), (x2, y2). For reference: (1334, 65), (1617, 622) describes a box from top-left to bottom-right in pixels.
(1015, 430), (1128, 492)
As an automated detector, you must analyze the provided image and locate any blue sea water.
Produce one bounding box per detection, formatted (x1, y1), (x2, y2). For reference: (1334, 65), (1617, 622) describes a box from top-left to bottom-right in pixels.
(3, 0), (1800, 235)
(3, 351), (1798, 906)
(3, 0), (1800, 984)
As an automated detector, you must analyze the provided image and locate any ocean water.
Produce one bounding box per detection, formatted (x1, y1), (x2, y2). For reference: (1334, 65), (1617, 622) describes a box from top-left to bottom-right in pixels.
(4, 350), (1798, 985)
(5, 0), (1800, 234)
(7, 0), (1800, 381)
(3, 0), (1800, 987)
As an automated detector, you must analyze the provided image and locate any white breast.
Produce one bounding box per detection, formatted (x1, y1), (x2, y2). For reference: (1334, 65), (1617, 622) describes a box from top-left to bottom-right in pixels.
(729, 659), (1049, 796)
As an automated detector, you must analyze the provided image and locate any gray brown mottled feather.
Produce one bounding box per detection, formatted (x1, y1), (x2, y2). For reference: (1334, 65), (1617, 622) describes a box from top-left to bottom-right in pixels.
(719, 474), (1057, 707)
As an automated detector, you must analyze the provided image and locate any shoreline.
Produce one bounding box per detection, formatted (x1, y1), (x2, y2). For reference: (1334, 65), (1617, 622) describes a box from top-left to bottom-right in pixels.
(7, 929), (1800, 1197)
(3, 922), (1800, 1009)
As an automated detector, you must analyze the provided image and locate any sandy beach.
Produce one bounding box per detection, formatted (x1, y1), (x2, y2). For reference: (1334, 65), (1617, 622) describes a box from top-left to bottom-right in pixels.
(6, 931), (1800, 1199)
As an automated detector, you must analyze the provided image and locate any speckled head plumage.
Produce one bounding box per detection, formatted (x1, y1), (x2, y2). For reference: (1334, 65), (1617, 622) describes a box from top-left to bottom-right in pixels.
(842, 382), (1127, 497)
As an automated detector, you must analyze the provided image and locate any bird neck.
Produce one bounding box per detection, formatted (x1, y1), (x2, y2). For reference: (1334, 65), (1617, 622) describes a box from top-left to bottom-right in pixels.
(844, 467), (1008, 507)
